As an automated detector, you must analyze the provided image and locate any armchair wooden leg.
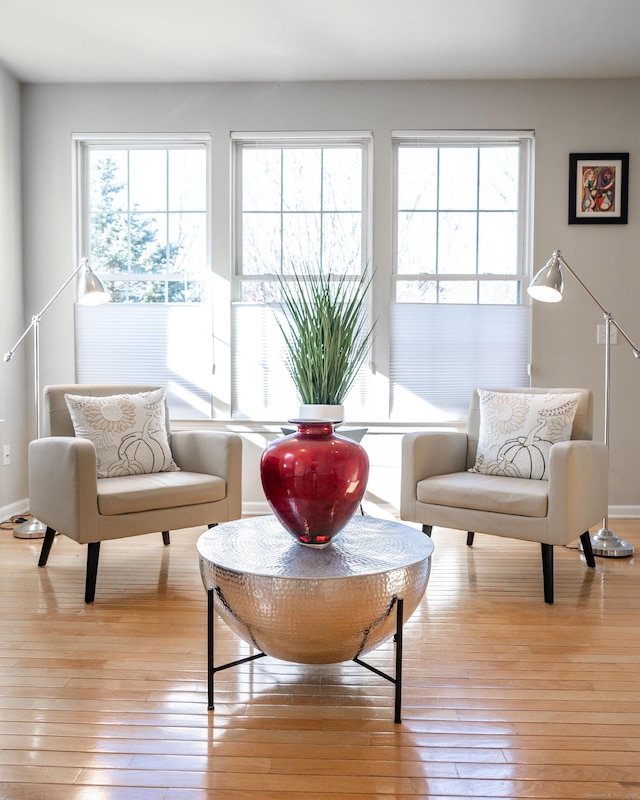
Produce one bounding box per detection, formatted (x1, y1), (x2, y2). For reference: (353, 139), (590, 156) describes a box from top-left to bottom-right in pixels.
(466, 532), (475, 547)
(580, 531), (596, 568)
(541, 543), (554, 604)
(422, 525), (432, 537)
(85, 542), (101, 604)
(162, 531), (170, 546)
(38, 527), (57, 567)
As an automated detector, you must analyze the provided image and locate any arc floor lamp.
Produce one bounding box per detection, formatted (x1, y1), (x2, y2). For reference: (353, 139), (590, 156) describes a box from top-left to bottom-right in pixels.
(528, 249), (637, 558)
(4, 258), (110, 539)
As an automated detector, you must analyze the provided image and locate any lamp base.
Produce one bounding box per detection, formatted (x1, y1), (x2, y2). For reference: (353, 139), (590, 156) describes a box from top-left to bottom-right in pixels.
(589, 526), (634, 558)
(13, 517), (47, 539)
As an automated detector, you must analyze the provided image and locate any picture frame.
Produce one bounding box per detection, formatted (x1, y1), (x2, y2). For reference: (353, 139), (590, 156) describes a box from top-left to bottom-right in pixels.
(569, 152), (629, 224)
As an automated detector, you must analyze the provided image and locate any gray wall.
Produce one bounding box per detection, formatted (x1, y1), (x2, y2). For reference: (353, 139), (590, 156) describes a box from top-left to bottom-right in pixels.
(0, 66), (27, 519)
(4, 78), (640, 517)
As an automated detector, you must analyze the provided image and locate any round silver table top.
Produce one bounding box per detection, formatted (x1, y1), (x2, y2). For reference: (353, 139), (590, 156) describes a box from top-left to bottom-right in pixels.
(197, 514), (433, 580)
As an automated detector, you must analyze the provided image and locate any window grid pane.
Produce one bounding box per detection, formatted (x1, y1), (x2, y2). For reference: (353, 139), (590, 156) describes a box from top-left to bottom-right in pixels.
(239, 143), (364, 277)
(88, 146), (207, 303)
(396, 140), (524, 304)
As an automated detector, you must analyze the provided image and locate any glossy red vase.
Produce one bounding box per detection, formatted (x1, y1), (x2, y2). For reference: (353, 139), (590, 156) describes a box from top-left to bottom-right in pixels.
(260, 419), (369, 548)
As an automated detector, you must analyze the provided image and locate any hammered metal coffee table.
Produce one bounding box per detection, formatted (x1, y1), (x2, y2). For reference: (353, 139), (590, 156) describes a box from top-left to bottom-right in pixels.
(197, 515), (433, 722)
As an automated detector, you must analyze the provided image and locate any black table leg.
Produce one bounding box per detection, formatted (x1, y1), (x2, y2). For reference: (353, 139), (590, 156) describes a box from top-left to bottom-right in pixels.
(206, 587), (267, 711)
(208, 588), (215, 709)
(394, 597), (404, 724)
(353, 595), (405, 723)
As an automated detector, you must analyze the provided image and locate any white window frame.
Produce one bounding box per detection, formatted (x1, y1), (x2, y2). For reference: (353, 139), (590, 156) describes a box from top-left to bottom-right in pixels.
(230, 131), (374, 421)
(389, 130), (535, 421)
(72, 133), (214, 419)
(392, 130), (534, 303)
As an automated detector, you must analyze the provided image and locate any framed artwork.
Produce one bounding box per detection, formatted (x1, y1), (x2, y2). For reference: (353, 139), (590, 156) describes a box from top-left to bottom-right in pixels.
(569, 152), (629, 224)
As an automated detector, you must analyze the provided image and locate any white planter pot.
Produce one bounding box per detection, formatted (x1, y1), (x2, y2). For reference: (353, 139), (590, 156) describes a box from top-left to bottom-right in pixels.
(296, 404), (345, 423)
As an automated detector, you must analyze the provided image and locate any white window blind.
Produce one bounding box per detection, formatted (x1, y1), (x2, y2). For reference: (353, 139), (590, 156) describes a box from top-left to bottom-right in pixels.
(76, 303), (214, 419)
(390, 303), (531, 420)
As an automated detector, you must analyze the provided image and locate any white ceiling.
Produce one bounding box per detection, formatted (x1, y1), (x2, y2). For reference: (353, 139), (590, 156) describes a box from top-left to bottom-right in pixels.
(1, 0), (640, 84)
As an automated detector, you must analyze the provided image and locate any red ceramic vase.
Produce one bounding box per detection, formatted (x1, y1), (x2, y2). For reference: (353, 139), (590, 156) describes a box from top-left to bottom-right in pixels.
(260, 419), (369, 548)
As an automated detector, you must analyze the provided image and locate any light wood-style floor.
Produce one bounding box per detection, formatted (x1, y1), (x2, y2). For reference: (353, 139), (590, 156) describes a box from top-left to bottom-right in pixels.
(1, 515), (639, 800)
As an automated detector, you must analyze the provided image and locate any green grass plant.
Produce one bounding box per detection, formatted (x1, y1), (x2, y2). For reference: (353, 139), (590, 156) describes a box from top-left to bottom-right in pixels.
(276, 267), (375, 406)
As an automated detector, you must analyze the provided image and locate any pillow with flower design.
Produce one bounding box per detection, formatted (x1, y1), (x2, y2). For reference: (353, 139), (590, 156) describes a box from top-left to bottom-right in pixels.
(471, 390), (581, 480)
(64, 389), (180, 478)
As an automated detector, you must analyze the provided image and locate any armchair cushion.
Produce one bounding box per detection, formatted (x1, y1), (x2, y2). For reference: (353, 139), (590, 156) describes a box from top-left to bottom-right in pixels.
(417, 471), (549, 517)
(471, 390), (581, 480)
(97, 472), (226, 516)
(65, 388), (179, 478)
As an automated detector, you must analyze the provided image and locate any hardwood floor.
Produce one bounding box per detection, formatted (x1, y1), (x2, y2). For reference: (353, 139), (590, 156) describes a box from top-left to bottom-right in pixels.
(1, 516), (639, 799)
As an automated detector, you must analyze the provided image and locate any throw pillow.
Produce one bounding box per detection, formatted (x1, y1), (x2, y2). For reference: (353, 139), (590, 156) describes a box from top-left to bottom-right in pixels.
(64, 389), (179, 479)
(471, 390), (581, 480)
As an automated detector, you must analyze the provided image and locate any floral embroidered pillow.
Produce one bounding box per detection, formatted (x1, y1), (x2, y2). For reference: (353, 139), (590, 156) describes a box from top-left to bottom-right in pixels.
(64, 389), (179, 478)
(471, 390), (581, 480)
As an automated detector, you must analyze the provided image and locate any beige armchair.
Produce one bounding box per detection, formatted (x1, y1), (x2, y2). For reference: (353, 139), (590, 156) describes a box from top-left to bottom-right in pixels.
(401, 388), (608, 603)
(30, 384), (242, 603)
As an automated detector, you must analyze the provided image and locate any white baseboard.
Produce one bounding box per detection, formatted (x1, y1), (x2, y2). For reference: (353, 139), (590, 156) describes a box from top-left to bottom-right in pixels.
(5, 499), (637, 528)
(609, 505), (640, 519)
(0, 499), (30, 526)
(242, 501), (271, 517)
(242, 501), (640, 520)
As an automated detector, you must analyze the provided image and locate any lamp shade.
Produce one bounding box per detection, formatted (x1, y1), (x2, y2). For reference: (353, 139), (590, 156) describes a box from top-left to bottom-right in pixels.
(527, 251), (564, 303)
(77, 260), (110, 306)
